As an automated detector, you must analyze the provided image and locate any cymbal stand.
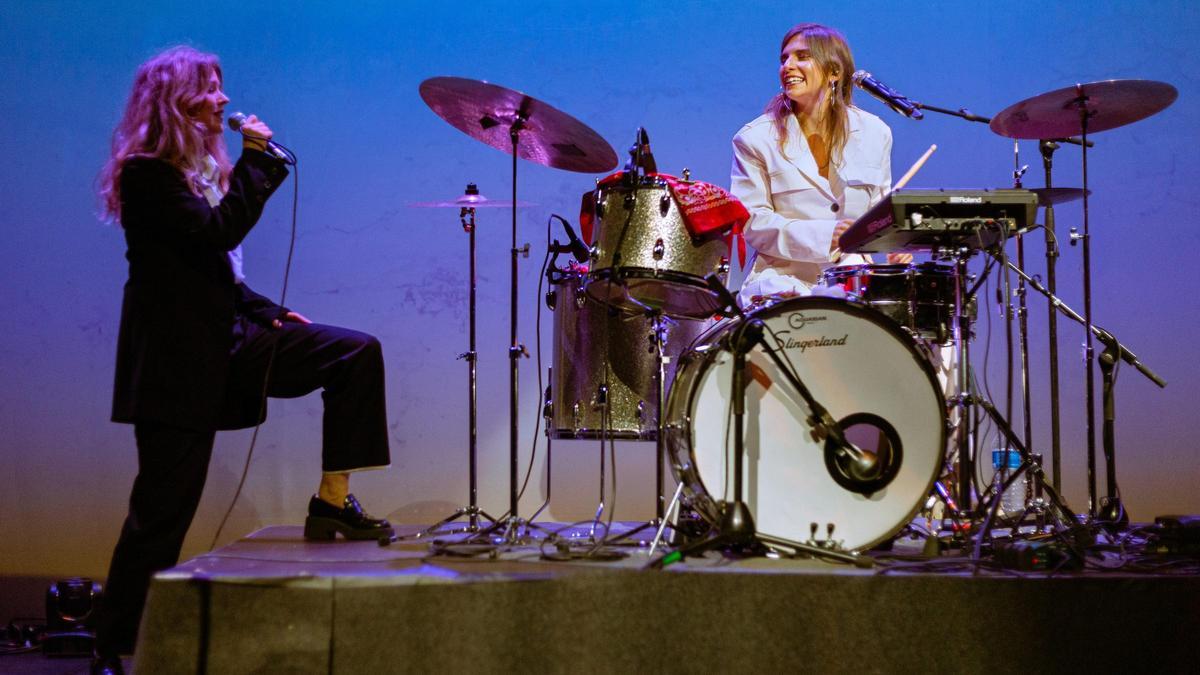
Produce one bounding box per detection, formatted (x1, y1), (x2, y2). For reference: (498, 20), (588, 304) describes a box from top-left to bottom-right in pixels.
(383, 184), (497, 544)
(1008, 150), (1038, 524)
(992, 254), (1166, 523)
(1011, 147), (1033, 456)
(477, 111), (538, 545)
(1073, 91), (1101, 518)
(648, 276), (868, 569)
(1039, 140), (1065, 493)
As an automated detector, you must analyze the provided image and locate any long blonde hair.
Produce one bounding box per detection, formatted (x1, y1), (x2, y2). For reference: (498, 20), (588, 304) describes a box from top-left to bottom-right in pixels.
(98, 46), (232, 223)
(765, 23), (856, 166)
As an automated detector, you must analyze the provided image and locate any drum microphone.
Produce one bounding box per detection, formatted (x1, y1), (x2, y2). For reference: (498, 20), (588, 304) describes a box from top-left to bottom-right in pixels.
(850, 71), (924, 120)
(551, 215), (591, 264)
(227, 112), (295, 163)
(823, 413), (901, 497)
(625, 127), (658, 176)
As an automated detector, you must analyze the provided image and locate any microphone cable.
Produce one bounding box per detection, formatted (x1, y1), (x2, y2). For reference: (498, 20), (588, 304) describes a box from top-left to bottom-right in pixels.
(209, 149), (300, 552)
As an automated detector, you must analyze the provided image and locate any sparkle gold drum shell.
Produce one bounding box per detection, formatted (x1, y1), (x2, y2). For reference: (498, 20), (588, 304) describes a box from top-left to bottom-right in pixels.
(549, 272), (706, 440)
(586, 179), (730, 320)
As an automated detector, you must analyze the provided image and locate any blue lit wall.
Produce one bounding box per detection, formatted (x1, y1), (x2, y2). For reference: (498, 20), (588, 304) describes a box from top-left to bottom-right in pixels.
(1, 0), (1196, 576)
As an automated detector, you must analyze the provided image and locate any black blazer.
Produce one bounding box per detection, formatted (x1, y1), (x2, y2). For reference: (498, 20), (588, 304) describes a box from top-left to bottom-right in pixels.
(111, 149), (289, 431)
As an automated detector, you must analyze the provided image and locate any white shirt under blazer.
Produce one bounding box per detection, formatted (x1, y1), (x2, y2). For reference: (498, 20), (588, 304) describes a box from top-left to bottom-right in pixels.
(730, 107), (893, 305)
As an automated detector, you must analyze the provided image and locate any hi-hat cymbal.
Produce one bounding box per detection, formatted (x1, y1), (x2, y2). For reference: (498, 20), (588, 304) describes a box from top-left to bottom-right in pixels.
(409, 194), (537, 209)
(990, 79), (1177, 140)
(1029, 187), (1091, 207)
(419, 76), (618, 173)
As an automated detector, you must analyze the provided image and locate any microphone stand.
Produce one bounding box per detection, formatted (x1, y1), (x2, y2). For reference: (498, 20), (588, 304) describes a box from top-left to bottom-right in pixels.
(992, 254), (1165, 523)
(649, 275), (869, 568)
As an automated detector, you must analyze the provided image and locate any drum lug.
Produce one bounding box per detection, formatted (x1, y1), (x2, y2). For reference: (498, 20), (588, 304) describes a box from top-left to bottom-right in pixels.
(636, 400), (646, 421)
(572, 402), (582, 431)
(715, 256), (730, 277)
(659, 192), (671, 216)
(653, 238), (665, 261)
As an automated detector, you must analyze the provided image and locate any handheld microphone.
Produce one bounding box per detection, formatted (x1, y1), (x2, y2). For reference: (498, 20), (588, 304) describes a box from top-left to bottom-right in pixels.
(850, 71), (924, 120)
(227, 112), (294, 163)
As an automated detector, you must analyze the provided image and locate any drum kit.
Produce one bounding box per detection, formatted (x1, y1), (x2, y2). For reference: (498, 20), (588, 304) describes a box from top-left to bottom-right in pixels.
(386, 73), (1176, 562)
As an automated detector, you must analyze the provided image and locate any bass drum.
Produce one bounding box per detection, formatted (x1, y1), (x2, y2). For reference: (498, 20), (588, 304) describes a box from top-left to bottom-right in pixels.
(665, 296), (946, 551)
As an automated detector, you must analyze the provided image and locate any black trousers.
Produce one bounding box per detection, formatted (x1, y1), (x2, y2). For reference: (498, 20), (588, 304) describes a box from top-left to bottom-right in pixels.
(95, 319), (390, 655)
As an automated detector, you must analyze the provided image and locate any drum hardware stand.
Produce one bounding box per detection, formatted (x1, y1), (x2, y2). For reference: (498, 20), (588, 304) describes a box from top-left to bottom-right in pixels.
(527, 381), (555, 524)
(1073, 96), (1101, 519)
(383, 185), (498, 544)
(968, 395), (1081, 548)
(499, 117), (535, 543)
(601, 309), (676, 546)
(939, 246), (978, 516)
(953, 249), (1080, 539)
(1010, 150), (1034, 455)
(912, 99), (1091, 498)
(649, 275), (870, 568)
(1039, 140), (1065, 493)
(991, 255), (1166, 525)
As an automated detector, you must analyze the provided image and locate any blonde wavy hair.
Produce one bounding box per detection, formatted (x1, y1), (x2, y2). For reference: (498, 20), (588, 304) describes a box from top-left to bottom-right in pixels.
(98, 45), (232, 223)
(764, 23), (856, 166)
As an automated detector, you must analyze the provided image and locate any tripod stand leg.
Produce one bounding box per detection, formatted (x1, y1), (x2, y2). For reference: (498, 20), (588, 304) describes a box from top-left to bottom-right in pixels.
(650, 482), (685, 556)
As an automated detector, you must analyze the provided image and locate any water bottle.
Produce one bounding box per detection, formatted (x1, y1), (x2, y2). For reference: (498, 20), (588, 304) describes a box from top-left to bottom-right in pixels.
(991, 448), (1027, 517)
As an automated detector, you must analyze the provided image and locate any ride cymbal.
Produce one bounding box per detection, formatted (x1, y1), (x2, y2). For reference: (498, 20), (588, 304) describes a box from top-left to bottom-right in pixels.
(419, 76), (618, 173)
(990, 79), (1177, 139)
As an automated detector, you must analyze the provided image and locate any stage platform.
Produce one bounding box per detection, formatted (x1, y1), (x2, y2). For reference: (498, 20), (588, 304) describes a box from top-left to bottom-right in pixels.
(131, 523), (1200, 674)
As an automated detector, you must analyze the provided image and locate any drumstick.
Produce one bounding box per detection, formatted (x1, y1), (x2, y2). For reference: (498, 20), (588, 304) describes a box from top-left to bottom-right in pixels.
(831, 144), (937, 261)
(890, 143), (937, 193)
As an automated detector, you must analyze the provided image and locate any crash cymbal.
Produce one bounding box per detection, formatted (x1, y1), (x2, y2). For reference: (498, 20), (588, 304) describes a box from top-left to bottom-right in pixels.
(990, 79), (1177, 139)
(1029, 187), (1091, 207)
(419, 76), (618, 173)
(409, 194), (537, 209)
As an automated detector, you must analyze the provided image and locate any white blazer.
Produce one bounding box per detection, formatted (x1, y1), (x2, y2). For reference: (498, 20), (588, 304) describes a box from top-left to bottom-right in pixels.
(730, 107), (892, 305)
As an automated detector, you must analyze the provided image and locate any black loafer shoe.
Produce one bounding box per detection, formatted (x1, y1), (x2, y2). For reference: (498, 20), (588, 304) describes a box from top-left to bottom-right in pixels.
(304, 494), (394, 541)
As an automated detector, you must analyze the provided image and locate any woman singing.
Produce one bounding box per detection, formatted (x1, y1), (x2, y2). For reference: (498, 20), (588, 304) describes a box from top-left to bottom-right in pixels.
(92, 46), (392, 673)
(732, 22), (909, 306)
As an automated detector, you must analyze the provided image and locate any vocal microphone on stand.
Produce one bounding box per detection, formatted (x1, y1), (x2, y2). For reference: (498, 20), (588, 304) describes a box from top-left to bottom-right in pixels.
(227, 112), (296, 164)
(850, 71), (924, 120)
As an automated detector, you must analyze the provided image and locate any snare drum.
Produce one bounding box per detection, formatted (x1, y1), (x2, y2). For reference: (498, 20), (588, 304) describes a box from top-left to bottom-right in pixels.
(821, 263), (957, 343)
(586, 178), (729, 319)
(665, 296), (946, 551)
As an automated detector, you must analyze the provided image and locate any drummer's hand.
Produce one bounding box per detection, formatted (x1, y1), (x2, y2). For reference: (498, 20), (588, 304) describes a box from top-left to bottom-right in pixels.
(886, 252), (913, 264)
(831, 219), (855, 256)
(272, 311), (312, 329)
(240, 114), (274, 152)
